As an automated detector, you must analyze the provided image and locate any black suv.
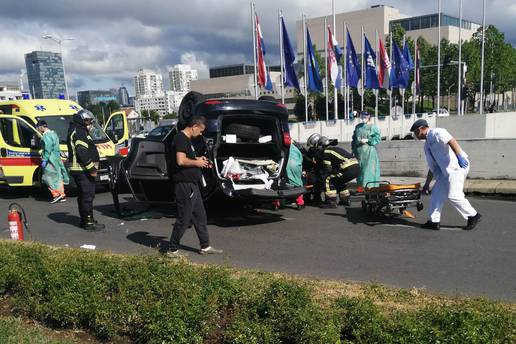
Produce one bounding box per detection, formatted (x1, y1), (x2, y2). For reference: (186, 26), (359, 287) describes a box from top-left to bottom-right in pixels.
(109, 92), (305, 214)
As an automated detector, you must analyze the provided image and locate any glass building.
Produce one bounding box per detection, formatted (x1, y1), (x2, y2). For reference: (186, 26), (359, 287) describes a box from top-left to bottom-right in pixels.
(24, 51), (66, 99)
(390, 13), (481, 33)
(77, 90), (118, 107)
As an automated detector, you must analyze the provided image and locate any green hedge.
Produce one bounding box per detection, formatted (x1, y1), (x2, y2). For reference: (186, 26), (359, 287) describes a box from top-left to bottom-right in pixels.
(0, 242), (514, 343)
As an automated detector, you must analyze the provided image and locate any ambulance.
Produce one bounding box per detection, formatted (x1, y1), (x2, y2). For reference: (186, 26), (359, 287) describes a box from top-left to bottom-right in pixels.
(103, 108), (148, 156)
(0, 99), (116, 187)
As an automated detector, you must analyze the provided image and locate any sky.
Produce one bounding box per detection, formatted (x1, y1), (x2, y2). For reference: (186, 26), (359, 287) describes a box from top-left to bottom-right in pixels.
(1, 0), (514, 96)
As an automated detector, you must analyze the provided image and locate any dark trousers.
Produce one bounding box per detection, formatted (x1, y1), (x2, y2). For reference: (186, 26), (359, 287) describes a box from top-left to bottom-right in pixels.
(170, 182), (210, 251)
(72, 172), (96, 220)
(324, 164), (361, 198)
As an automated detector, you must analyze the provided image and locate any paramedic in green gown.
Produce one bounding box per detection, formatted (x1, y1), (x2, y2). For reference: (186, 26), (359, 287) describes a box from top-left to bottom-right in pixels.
(352, 111), (381, 189)
(37, 120), (69, 203)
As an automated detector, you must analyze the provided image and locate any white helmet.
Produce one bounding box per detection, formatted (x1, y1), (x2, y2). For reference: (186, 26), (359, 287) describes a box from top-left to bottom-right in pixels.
(307, 133), (321, 147)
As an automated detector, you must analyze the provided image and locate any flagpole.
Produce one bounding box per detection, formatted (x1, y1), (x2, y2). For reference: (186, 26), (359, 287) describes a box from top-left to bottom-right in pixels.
(479, 0), (486, 115)
(324, 17), (329, 121)
(278, 9), (285, 104)
(413, 37), (417, 115)
(401, 34), (406, 117)
(251, 2), (258, 100)
(343, 22), (348, 120)
(457, 0), (463, 115)
(437, 0), (441, 114)
(375, 29), (379, 120)
(361, 26), (364, 112)
(303, 14), (308, 122)
(333, 0), (338, 120)
(389, 33), (393, 116)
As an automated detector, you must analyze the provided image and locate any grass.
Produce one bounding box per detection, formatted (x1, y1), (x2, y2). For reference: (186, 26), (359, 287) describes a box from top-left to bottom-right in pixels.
(0, 240), (514, 343)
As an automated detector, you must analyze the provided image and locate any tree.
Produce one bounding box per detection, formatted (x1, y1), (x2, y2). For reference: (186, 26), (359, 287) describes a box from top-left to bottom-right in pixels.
(143, 110), (160, 124)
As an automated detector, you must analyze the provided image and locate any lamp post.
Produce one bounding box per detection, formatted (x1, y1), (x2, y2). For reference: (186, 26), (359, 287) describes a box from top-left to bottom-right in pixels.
(42, 34), (74, 100)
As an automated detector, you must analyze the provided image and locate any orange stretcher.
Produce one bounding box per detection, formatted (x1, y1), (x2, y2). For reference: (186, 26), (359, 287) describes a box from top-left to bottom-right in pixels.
(361, 181), (424, 216)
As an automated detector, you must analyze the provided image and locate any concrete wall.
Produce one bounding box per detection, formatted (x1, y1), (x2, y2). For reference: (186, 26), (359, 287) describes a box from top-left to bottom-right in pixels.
(437, 112), (516, 139)
(341, 139), (516, 179)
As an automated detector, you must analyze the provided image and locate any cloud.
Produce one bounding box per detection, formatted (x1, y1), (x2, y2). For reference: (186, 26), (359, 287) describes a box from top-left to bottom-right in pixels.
(0, 0), (513, 96)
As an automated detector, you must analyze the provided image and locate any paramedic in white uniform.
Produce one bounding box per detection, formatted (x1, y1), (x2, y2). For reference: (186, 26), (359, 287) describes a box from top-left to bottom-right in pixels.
(410, 119), (481, 231)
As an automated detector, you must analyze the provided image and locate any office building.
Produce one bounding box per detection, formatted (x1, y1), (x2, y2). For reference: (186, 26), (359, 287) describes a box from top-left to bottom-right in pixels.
(77, 90), (118, 107)
(24, 51), (66, 99)
(135, 94), (170, 118)
(169, 64), (198, 92)
(295, 5), (480, 56)
(209, 64), (281, 79)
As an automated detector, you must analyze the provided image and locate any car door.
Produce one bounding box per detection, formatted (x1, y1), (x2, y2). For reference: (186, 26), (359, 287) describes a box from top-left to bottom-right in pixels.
(0, 115), (42, 186)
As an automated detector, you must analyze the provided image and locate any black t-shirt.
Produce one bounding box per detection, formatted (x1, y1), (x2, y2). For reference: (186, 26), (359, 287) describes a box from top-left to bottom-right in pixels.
(171, 132), (202, 183)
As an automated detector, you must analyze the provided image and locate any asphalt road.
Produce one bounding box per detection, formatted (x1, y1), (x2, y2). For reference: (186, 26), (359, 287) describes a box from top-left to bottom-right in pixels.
(1, 186), (515, 301)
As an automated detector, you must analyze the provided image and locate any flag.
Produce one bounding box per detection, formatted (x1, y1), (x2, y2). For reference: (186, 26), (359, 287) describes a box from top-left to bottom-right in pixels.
(346, 30), (360, 88)
(281, 16), (300, 90)
(327, 26), (342, 89)
(403, 42), (414, 71)
(255, 13), (273, 91)
(378, 38), (391, 89)
(306, 27), (323, 93)
(390, 41), (410, 89)
(363, 35), (379, 89)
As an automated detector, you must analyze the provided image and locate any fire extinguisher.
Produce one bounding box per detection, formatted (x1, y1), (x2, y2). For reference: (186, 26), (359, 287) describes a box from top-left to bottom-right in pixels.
(8, 203), (29, 241)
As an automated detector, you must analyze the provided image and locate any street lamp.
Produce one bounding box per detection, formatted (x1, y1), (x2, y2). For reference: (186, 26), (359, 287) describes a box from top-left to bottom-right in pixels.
(42, 34), (74, 100)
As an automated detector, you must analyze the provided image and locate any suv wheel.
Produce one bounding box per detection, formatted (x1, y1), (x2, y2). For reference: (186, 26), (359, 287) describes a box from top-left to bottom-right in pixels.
(178, 91), (205, 128)
(225, 123), (261, 140)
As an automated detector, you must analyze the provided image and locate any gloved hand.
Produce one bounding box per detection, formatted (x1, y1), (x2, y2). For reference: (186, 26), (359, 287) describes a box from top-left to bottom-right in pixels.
(360, 138), (369, 144)
(422, 184), (430, 195)
(41, 160), (48, 169)
(457, 154), (469, 169)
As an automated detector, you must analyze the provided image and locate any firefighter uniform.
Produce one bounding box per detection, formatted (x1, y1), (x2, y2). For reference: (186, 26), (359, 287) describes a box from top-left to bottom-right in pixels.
(316, 145), (360, 207)
(66, 110), (105, 231)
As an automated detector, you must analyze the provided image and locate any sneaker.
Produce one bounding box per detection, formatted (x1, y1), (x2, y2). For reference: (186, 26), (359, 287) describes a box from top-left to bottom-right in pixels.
(199, 246), (223, 255)
(60, 197), (67, 203)
(465, 213), (482, 230)
(421, 221), (440, 230)
(50, 194), (64, 204)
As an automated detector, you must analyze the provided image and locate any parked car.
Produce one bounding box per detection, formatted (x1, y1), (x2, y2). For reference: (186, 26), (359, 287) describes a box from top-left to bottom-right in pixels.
(432, 108), (450, 117)
(109, 92), (305, 214)
(146, 124), (174, 140)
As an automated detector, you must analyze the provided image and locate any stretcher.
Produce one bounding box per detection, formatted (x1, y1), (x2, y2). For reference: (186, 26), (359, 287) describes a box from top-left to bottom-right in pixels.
(361, 181), (424, 216)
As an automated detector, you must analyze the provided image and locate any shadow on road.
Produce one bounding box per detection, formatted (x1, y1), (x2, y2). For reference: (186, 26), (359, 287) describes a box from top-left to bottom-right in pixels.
(126, 231), (198, 253)
(328, 207), (424, 229)
(47, 212), (80, 227)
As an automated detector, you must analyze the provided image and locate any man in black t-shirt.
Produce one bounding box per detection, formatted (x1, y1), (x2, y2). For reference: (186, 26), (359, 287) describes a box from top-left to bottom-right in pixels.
(167, 115), (222, 257)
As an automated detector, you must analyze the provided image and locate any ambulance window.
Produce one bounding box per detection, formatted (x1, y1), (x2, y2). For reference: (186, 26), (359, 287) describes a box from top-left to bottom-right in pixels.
(0, 118), (38, 148)
(106, 113), (124, 141)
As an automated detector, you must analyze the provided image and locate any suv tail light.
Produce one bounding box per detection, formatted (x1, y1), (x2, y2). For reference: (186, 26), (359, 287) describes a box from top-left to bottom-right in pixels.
(283, 132), (292, 146)
(204, 100), (223, 105)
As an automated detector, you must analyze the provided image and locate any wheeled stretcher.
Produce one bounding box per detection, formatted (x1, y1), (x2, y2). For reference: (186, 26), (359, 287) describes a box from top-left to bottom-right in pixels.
(361, 181), (424, 215)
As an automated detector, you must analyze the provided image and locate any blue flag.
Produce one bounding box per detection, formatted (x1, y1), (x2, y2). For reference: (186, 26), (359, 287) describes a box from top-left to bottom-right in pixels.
(364, 35), (379, 89)
(346, 30), (360, 88)
(281, 16), (300, 90)
(306, 27), (323, 93)
(390, 41), (410, 89)
(403, 43), (414, 71)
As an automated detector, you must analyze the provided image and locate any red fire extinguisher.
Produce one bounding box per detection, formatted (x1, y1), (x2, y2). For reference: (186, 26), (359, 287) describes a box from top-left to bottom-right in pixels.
(8, 203), (29, 241)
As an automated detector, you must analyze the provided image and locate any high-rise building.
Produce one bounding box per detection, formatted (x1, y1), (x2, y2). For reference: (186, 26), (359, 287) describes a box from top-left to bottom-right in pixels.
(24, 51), (66, 99)
(134, 69), (164, 98)
(169, 64), (198, 92)
(118, 86), (130, 106)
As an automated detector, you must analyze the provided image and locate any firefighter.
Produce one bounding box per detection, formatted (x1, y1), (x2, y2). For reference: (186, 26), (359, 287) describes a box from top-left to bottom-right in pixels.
(66, 109), (105, 231)
(315, 136), (360, 208)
